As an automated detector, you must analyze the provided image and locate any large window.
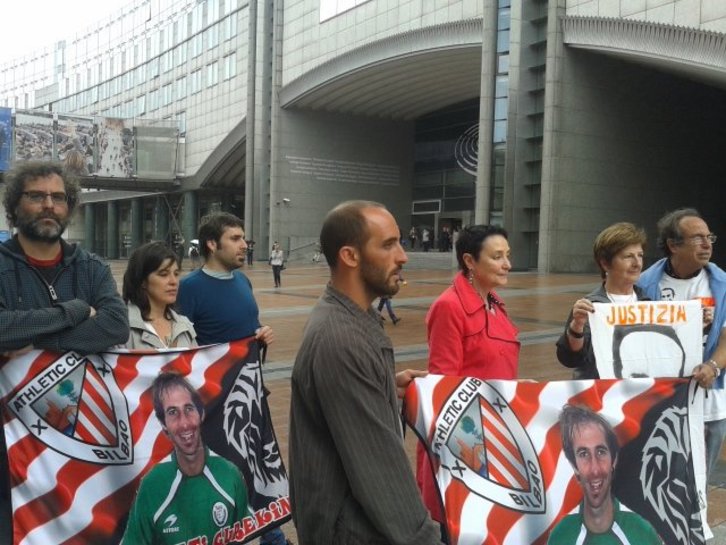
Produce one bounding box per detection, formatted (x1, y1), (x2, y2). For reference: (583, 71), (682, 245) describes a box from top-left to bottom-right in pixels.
(177, 75), (187, 99)
(176, 43), (188, 67)
(206, 23), (220, 51)
(191, 34), (203, 58)
(176, 110), (186, 135)
(413, 99), (478, 214)
(206, 62), (218, 87)
(190, 69), (202, 94)
(162, 83), (173, 106)
(162, 51), (173, 73)
(223, 53), (236, 80)
(136, 94), (146, 116)
(148, 88), (159, 111)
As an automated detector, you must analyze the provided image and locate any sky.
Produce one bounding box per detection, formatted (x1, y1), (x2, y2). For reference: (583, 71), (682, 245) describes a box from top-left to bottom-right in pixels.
(0, 0), (133, 65)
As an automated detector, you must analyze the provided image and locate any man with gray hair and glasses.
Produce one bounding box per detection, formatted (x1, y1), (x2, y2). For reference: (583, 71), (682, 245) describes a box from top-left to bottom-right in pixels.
(638, 208), (726, 478)
(0, 160), (129, 542)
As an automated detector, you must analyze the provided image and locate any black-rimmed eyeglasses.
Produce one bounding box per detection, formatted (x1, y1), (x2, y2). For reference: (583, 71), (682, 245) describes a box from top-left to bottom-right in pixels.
(22, 191), (68, 204)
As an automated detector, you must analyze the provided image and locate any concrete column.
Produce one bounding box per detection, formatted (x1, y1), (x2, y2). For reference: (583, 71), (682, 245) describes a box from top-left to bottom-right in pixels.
(153, 196), (170, 243)
(106, 201), (119, 259)
(244, 0), (258, 240)
(130, 198), (143, 251)
(182, 191), (198, 246)
(538, 0), (567, 272)
(251, 0), (274, 259)
(475, 0), (499, 224)
(83, 203), (95, 253)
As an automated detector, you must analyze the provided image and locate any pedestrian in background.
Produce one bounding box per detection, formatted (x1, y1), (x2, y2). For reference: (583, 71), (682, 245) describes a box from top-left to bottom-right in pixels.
(269, 242), (284, 288)
(246, 239), (255, 266)
(409, 226), (418, 250)
(378, 272), (406, 324)
(188, 240), (201, 270)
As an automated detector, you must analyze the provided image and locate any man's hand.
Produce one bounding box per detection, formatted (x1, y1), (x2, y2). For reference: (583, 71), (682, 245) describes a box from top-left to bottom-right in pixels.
(395, 369), (428, 399)
(3, 344), (34, 359)
(703, 306), (714, 328)
(693, 361), (719, 389)
(255, 325), (274, 346)
(89, 306), (97, 318)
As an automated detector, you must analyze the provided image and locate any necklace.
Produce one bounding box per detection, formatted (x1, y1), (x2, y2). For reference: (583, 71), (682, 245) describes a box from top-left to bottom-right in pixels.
(477, 290), (496, 313)
(146, 315), (172, 347)
(605, 291), (636, 304)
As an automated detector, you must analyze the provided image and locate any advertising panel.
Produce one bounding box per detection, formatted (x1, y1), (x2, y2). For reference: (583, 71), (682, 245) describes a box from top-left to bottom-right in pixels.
(57, 115), (95, 175)
(14, 111), (54, 161)
(97, 117), (134, 177)
(0, 107), (11, 171)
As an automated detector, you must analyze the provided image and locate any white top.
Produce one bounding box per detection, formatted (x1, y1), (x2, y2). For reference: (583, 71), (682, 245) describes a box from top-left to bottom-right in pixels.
(659, 270), (726, 421)
(270, 250), (284, 266)
(606, 291), (637, 304)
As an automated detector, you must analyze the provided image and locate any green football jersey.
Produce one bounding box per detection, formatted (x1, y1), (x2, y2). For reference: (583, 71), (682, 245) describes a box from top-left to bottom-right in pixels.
(123, 450), (249, 545)
(547, 500), (662, 545)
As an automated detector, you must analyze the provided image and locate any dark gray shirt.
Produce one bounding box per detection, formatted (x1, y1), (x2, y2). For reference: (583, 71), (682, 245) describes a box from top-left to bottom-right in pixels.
(289, 285), (441, 545)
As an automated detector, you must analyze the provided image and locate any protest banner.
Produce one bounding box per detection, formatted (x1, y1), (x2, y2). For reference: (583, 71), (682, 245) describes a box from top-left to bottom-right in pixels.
(406, 375), (707, 545)
(588, 300), (702, 379)
(0, 338), (290, 544)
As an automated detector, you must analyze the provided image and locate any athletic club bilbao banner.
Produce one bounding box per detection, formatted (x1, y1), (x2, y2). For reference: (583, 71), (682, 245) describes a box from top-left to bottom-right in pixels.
(405, 376), (708, 545)
(0, 338), (290, 544)
(588, 300), (703, 380)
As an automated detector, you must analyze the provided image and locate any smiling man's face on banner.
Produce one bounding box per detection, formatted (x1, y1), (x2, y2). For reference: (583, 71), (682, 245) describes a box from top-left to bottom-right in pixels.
(572, 422), (616, 513)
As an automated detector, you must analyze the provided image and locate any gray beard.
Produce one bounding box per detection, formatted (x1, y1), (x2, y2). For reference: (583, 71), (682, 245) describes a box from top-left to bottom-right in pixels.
(17, 218), (67, 243)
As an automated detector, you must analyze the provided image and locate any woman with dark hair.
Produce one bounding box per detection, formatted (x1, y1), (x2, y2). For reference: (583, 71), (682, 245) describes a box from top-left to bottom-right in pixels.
(556, 222), (648, 379)
(123, 241), (196, 349)
(416, 224), (520, 532)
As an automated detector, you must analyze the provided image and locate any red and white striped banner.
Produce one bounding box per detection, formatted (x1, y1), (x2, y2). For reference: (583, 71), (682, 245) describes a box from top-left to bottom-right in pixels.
(405, 376), (708, 545)
(0, 339), (290, 544)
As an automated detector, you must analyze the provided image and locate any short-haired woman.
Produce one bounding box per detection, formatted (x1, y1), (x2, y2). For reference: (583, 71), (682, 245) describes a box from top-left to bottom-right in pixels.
(556, 222), (648, 379)
(416, 224), (520, 532)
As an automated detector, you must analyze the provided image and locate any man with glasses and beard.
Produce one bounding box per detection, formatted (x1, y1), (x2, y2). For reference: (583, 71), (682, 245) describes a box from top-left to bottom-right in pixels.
(638, 208), (726, 480)
(0, 161), (129, 542)
(289, 201), (443, 545)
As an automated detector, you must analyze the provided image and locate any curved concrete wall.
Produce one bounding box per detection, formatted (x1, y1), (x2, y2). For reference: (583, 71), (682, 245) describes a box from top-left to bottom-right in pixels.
(566, 0), (726, 33)
(539, 48), (726, 272)
(281, 0), (484, 85)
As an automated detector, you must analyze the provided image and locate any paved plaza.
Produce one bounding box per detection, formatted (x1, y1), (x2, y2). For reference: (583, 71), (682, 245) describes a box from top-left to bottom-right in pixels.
(107, 257), (726, 543)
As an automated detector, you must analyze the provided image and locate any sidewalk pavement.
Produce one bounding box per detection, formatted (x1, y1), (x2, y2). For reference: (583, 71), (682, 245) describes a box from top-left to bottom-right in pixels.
(107, 259), (726, 544)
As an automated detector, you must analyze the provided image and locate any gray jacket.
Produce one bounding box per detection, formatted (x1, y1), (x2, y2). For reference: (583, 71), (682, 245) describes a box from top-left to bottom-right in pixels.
(0, 237), (129, 355)
(125, 303), (197, 349)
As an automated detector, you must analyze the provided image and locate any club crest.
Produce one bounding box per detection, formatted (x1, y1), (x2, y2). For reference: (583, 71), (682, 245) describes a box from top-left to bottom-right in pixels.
(432, 377), (545, 513)
(8, 352), (132, 465)
(212, 502), (229, 527)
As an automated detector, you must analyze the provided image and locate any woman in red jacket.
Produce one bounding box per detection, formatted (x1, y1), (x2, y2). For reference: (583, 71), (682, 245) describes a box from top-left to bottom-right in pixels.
(416, 224), (520, 537)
